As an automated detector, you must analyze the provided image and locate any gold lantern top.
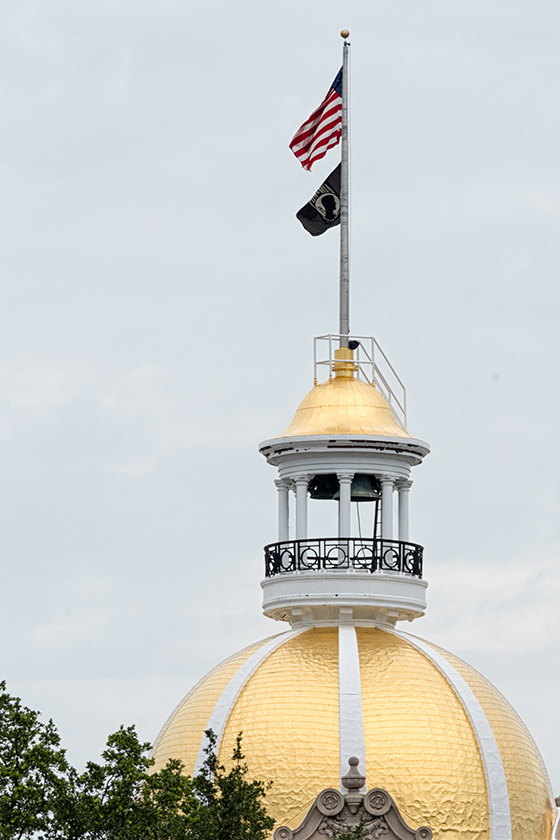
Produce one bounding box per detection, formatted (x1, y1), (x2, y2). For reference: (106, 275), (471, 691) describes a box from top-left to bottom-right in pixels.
(279, 348), (413, 439)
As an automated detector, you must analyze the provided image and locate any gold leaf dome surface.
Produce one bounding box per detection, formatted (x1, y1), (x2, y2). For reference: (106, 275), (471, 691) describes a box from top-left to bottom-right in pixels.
(152, 627), (554, 840)
(279, 375), (411, 438)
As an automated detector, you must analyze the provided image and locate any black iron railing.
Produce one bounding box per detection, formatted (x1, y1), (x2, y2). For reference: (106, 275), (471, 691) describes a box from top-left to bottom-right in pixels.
(264, 537), (423, 579)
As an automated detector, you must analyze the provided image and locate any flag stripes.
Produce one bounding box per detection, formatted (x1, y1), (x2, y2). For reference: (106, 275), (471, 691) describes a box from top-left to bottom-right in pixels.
(289, 69), (343, 171)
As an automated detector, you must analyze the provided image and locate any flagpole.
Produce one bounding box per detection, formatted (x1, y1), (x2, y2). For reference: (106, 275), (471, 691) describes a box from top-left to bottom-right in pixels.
(339, 29), (350, 348)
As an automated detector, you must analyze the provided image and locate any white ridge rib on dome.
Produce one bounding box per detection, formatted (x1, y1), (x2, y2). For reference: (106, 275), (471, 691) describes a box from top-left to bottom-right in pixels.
(151, 635), (276, 757)
(338, 625), (366, 788)
(392, 629), (512, 840)
(193, 628), (308, 775)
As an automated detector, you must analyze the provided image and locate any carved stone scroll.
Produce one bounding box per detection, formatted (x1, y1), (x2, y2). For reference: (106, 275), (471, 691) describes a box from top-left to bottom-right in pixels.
(274, 757), (432, 840)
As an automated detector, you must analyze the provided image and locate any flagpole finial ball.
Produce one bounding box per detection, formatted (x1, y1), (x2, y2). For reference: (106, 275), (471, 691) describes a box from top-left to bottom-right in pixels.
(340, 29), (350, 39)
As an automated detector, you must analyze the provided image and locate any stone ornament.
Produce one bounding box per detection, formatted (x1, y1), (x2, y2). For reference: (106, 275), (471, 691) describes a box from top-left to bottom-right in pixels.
(317, 790), (345, 815)
(274, 758), (432, 840)
(365, 790), (390, 814)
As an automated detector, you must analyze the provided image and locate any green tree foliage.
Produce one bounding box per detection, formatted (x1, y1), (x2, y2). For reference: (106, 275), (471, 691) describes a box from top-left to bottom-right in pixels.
(0, 680), (68, 840)
(51, 726), (195, 840)
(0, 683), (274, 839)
(190, 729), (274, 840)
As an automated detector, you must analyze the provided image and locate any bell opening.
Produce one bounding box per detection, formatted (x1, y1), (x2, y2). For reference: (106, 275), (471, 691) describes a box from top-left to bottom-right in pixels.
(308, 473), (381, 502)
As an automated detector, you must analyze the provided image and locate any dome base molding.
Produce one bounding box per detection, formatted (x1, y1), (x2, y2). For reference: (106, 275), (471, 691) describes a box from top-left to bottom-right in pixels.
(261, 570), (428, 626)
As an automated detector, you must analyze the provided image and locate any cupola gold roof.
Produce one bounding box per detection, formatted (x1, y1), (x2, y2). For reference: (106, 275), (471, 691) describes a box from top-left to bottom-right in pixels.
(279, 347), (412, 440)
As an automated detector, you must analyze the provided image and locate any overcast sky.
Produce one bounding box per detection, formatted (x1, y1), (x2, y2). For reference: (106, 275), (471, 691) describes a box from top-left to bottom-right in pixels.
(1, 0), (559, 802)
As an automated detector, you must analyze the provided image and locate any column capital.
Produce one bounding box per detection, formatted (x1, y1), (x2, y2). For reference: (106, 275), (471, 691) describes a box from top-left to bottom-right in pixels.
(380, 475), (396, 486)
(396, 480), (413, 492)
(337, 472), (355, 483)
(293, 474), (310, 486)
(274, 479), (291, 491)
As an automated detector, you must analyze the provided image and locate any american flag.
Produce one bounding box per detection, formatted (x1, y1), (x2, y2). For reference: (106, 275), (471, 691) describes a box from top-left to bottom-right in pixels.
(289, 69), (343, 171)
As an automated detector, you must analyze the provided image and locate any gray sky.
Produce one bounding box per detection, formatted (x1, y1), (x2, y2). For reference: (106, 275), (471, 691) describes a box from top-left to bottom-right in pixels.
(1, 0), (559, 801)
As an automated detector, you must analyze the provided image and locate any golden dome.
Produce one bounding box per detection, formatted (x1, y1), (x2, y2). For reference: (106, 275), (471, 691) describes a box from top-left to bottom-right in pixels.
(278, 349), (412, 439)
(152, 626), (555, 840)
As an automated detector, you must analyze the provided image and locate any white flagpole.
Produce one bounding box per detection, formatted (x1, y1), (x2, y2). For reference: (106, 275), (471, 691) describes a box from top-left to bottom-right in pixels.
(339, 29), (350, 348)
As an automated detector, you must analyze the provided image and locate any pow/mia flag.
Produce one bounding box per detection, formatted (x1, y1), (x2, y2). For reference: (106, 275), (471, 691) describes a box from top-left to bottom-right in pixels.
(296, 164), (341, 236)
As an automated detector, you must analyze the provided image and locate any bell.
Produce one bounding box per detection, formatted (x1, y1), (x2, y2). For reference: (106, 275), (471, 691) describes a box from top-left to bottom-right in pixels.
(333, 474), (380, 503)
(351, 474), (381, 502)
(308, 473), (339, 500)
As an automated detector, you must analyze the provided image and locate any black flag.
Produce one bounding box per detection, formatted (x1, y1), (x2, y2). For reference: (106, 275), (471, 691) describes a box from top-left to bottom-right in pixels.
(296, 164), (341, 236)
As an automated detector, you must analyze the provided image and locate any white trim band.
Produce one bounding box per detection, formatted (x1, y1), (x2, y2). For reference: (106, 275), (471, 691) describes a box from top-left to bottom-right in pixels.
(393, 629), (512, 840)
(338, 625), (366, 789)
(194, 628), (308, 775)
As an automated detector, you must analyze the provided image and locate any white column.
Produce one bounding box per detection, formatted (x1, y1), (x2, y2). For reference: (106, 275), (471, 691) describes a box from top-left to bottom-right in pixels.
(337, 472), (354, 538)
(294, 476), (309, 540)
(397, 480), (412, 542)
(275, 479), (290, 541)
(381, 477), (394, 540)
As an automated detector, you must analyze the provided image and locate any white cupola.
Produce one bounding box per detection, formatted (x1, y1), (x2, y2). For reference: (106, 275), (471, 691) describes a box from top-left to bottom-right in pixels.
(259, 335), (430, 628)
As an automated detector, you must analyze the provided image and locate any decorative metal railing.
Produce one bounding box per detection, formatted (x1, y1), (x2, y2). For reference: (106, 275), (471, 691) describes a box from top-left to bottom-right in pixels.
(264, 537), (423, 579)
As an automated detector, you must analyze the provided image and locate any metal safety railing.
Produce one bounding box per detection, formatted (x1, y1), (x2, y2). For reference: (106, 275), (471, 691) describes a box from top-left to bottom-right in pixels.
(264, 537), (423, 579)
(313, 334), (407, 429)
